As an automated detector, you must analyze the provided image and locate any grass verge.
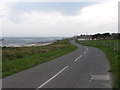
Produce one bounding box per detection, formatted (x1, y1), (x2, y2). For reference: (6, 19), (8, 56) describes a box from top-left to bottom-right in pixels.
(2, 39), (77, 78)
(77, 40), (119, 88)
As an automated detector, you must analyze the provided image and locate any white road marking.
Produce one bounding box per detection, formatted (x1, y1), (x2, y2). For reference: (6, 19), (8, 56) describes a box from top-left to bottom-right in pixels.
(83, 47), (88, 54)
(84, 51), (86, 54)
(79, 55), (82, 58)
(87, 48), (88, 51)
(74, 57), (79, 62)
(37, 66), (69, 89)
(74, 55), (82, 62)
(85, 47), (88, 51)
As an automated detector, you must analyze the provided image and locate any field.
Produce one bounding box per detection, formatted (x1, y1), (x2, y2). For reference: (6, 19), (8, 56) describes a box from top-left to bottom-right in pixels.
(2, 39), (77, 78)
(77, 40), (119, 88)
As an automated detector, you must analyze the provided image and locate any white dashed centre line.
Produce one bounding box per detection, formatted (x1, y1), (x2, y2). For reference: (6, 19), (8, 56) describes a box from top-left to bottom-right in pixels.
(85, 47), (88, 53)
(74, 55), (82, 62)
(79, 55), (82, 58)
(84, 51), (86, 54)
(37, 66), (69, 89)
(85, 47), (88, 51)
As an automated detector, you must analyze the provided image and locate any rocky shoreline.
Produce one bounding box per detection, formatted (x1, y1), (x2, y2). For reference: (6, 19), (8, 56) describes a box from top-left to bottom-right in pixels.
(2, 42), (53, 47)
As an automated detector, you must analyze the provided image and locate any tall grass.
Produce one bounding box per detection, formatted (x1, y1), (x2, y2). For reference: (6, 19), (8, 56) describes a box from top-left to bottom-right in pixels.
(2, 39), (77, 78)
(77, 40), (119, 88)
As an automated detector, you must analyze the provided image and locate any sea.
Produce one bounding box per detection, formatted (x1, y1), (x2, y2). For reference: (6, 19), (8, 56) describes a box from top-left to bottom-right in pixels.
(1, 37), (64, 47)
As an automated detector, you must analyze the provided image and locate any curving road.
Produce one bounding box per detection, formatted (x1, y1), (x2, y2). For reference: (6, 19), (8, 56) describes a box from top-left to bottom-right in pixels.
(2, 40), (112, 89)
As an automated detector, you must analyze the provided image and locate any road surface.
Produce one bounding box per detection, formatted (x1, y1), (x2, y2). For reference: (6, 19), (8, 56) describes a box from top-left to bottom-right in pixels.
(2, 40), (112, 89)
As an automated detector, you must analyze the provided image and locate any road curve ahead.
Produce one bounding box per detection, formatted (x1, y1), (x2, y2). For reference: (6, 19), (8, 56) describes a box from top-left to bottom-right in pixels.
(2, 40), (112, 89)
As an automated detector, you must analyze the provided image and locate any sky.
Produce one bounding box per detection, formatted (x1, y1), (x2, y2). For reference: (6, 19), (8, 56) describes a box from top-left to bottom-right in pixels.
(0, 0), (118, 37)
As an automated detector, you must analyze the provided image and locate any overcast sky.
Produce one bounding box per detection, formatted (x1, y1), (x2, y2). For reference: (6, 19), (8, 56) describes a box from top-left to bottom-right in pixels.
(0, 0), (118, 37)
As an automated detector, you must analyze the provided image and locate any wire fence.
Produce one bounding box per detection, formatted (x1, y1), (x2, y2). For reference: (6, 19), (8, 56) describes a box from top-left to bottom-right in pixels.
(82, 40), (120, 51)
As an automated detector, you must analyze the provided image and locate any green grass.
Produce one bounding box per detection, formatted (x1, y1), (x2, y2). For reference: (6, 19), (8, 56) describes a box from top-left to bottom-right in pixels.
(2, 39), (77, 78)
(77, 40), (119, 88)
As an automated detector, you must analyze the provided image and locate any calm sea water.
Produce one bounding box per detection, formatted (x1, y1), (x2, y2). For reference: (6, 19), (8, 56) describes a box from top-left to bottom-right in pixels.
(1, 37), (63, 47)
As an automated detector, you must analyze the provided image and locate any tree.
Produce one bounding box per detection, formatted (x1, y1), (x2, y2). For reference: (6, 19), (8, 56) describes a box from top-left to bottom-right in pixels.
(102, 33), (111, 39)
(92, 33), (102, 39)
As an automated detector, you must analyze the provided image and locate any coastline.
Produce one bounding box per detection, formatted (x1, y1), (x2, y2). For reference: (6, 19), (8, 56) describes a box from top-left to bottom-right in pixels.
(2, 42), (53, 48)
(1, 37), (63, 48)
(22, 42), (52, 47)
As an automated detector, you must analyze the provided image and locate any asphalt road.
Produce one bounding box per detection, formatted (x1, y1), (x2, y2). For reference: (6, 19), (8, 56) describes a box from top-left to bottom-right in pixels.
(2, 40), (112, 89)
